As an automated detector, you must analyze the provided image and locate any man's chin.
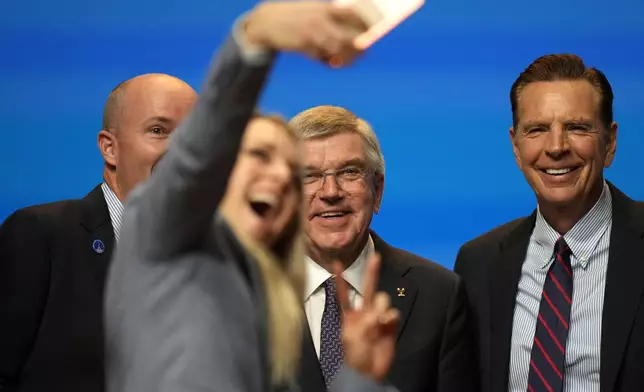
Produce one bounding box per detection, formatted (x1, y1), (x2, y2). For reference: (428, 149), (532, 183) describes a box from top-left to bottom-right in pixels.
(308, 235), (352, 253)
(536, 187), (582, 208)
(320, 241), (351, 253)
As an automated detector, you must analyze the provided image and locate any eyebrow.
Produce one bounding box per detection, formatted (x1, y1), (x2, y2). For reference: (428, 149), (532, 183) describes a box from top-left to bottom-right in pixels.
(522, 117), (595, 128)
(251, 141), (276, 150)
(144, 116), (174, 126)
(563, 118), (594, 125)
(245, 142), (299, 165)
(304, 158), (366, 171)
(521, 121), (550, 129)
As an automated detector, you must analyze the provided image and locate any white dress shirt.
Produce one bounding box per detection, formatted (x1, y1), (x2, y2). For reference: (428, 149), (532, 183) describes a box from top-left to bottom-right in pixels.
(304, 236), (375, 357)
(101, 182), (123, 242)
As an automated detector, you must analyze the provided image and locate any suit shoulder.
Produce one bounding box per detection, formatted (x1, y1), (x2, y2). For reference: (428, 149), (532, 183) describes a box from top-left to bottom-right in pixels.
(386, 243), (459, 283)
(633, 200), (644, 213)
(21, 199), (80, 219)
(459, 216), (529, 254)
(2, 199), (81, 230)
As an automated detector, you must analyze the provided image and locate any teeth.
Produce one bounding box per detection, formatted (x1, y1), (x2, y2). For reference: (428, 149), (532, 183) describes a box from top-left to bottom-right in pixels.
(249, 194), (277, 207)
(545, 168), (573, 175)
(320, 212), (346, 218)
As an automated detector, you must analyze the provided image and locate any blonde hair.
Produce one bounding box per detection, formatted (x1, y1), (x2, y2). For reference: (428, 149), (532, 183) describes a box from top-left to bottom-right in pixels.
(222, 113), (305, 387)
(289, 105), (385, 175)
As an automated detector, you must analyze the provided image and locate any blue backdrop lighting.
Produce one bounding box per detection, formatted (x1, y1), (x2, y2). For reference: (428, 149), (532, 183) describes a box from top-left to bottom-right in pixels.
(1, 0), (643, 267)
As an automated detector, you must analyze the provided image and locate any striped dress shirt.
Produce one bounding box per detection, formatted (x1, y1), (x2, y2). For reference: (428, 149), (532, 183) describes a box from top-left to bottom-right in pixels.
(509, 182), (612, 392)
(101, 182), (123, 242)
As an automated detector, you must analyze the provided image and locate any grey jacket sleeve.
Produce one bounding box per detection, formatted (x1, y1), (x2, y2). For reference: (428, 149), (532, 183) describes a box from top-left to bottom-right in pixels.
(111, 24), (396, 392)
(332, 368), (399, 392)
(122, 33), (274, 261)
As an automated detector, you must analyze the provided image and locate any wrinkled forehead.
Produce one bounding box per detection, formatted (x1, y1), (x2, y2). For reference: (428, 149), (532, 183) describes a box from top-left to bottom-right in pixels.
(517, 80), (602, 125)
(300, 132), (368, 169)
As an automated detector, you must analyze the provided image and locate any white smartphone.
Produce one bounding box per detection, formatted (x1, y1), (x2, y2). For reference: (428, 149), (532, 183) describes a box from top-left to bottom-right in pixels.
(334, 0), (425, 49)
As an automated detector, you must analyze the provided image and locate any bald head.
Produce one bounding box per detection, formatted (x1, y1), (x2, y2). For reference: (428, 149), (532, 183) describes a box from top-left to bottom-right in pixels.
(101, 73), (196, 132)
(98, 73), (197, 201)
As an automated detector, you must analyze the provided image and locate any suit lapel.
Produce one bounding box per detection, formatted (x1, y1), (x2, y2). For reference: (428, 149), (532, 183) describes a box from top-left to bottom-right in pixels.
(372, 232), (417, 341)
(600, 185), (644, 392)
(298, 319), (326, 392)
(489, 213), (536, 392)
(298, 232), (417, 392)
(79, 185), (115, 280)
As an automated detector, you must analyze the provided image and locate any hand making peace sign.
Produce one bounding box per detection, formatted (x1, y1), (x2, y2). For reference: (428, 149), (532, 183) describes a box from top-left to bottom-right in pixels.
(332, 253), (400, 382)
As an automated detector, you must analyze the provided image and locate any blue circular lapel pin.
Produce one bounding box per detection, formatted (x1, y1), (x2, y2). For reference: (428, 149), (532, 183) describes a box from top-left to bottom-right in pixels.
(92, 239), (105, 254)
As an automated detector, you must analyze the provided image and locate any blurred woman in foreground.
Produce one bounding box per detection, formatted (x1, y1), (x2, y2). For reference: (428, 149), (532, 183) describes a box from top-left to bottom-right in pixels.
(104, 2), (400, 392)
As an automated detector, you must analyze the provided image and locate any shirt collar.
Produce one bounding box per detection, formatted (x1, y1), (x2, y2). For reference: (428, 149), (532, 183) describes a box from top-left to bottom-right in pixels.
(303, 235), (374, 301)
(533, 181), (612, 269)
(101, 182), (124, 241)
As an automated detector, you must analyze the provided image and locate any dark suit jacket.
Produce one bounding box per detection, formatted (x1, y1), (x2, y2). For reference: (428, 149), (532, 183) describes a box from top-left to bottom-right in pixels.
(454, 183), (644, 392)
(298, 232), (479, 392)
(0, 185), (114, 392)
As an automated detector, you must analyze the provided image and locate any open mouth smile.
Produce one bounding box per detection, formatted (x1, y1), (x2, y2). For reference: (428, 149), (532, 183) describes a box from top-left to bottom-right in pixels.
(539, 166), (581, 176)
(249, 194), (278, 218)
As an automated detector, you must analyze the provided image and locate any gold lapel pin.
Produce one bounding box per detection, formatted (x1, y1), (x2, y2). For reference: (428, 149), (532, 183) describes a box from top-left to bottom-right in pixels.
(397, 287), (405, 297)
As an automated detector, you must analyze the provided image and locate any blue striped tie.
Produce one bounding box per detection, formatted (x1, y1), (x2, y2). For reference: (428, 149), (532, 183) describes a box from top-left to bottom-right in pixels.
(319, 277), (344, 386)
(527, 237), (574, 392)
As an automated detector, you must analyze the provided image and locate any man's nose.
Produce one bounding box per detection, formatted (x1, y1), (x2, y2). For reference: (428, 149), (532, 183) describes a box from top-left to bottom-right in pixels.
(319, 174), (342, 202)
(545, 127), (571, 159)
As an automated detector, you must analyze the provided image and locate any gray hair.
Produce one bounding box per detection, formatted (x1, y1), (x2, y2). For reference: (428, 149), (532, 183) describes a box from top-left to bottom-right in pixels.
(289, 105), (385, 175)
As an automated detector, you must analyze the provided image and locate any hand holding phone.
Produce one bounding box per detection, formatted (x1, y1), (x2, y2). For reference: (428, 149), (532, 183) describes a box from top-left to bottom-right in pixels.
(334, 0), (425, 49)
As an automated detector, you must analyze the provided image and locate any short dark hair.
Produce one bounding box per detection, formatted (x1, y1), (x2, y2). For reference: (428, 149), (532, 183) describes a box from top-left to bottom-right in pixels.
(510, 54), (614, 128)
(101, 79), (132, 131)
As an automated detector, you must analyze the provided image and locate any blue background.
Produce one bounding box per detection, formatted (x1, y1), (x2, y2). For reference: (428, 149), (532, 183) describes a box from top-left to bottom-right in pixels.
(1, 0), (643, 268)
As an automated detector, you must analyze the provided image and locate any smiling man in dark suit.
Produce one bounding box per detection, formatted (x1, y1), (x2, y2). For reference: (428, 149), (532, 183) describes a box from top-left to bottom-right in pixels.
(289, 105), (478, 392)
(454, 54), (644, 392)
(0, 74), (196, 392)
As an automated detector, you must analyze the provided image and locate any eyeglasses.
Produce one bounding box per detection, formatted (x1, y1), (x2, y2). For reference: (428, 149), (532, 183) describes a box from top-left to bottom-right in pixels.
(301, 166), (371, 192)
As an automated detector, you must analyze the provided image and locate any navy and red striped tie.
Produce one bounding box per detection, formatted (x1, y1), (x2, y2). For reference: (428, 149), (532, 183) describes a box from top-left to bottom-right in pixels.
(527, 237), (573, 392)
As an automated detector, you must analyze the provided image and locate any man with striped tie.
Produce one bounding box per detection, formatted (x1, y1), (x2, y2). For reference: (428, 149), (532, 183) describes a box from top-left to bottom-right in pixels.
(0, 75), (196, 392)
(454, 54), (644, 392)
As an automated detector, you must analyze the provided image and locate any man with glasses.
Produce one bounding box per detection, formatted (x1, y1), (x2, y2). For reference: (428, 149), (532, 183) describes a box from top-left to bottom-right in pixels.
(289, 105), (478, 392)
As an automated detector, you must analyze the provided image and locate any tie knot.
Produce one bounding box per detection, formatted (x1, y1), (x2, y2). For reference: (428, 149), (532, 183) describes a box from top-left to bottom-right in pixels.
(555, 237), (571, 257)
(323, 277), (338, 296)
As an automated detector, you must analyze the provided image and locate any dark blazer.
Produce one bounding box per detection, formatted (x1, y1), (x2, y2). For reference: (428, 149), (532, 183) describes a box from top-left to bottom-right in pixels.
(298, 232), (479, 392)
(104, 35), (395, 392)
(454, 183), (644, 392)
(0, 185), (115, 392)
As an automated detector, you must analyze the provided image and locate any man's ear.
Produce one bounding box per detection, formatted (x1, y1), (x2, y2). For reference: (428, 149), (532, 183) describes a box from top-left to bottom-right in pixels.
(604, 121), (618, 168)
(373, 173), (384, 214)
(509, 126), (522, 168)
(98, 130), (118, 168)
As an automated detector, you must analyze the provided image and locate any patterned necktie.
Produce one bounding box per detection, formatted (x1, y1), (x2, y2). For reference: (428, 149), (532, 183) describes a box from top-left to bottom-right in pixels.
(527, 237), (574, 392)
(319, 277), (344, 386)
